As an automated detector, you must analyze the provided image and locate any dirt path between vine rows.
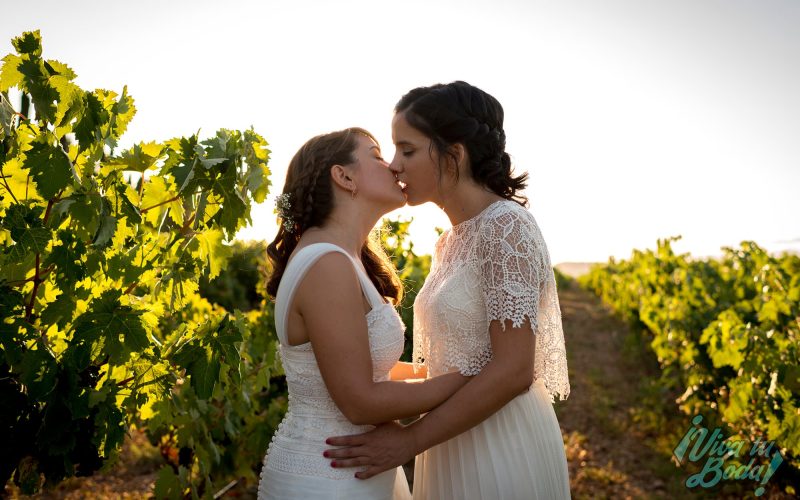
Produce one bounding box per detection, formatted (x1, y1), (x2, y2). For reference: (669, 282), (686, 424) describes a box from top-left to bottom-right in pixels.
(555, 280), (682, 499)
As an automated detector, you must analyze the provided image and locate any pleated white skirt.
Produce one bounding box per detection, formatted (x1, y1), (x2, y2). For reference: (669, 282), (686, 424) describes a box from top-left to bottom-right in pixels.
(412, 379), (571, 500)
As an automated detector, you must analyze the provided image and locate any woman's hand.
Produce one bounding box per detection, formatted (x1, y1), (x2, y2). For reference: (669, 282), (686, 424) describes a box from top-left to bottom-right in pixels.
(324, 421), (417, 479)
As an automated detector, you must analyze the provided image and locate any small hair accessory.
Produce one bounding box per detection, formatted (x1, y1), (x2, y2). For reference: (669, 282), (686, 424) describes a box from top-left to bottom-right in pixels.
(275, 193), (295, 232)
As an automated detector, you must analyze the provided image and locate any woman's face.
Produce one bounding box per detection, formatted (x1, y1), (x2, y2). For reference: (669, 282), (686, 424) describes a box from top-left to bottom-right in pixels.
(389, 112), (443, 206)
(349, 133), (407, 212)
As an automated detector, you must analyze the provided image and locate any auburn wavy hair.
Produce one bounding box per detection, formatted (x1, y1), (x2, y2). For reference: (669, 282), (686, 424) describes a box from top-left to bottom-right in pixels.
(266, 127), (403, 305)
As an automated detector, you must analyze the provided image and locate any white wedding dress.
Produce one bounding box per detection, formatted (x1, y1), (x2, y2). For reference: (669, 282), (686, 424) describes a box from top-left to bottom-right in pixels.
(411, 199), (572, 500)
(257, 243), (412, 499)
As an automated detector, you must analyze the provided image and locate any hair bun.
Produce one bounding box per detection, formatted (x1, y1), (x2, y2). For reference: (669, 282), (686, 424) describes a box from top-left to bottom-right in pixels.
(396, 81), (527, 206)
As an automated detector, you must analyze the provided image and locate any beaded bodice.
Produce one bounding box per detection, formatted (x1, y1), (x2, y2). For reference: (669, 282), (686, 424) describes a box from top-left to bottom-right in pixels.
(261, 243), (406, 480)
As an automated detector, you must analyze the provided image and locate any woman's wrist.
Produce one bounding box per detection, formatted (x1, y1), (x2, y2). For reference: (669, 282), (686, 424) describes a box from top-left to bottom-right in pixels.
(405, 417), (427, 456)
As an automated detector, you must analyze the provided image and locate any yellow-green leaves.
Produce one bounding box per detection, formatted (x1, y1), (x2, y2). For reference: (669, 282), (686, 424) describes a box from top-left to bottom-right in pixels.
(700, 309), (748, 370)
(109, 141), (164, 173)
(25, 135), (74, 199)
(0, 54), (24, 91)
(194, 228), (231, 280)
(11, 31), (43, 57)
(1, 204), (52, 262)
(140, 176), (184, 227)
(581, 238), (800, 479)
(1, 30), (273, 493)
(71, 290), (150, 365)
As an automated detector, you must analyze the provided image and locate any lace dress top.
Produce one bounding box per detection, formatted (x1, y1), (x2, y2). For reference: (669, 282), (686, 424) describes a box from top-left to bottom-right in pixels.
(413, 200), (570, 402)
(260, 243), (407, 481)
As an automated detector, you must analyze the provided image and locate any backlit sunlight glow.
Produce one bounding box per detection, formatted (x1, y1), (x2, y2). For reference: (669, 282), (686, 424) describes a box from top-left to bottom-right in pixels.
(3, 0), (798, 264)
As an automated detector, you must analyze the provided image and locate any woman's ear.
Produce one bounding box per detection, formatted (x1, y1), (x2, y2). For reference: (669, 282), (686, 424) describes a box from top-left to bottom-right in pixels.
(452, 143), (467, 170)
(330, 164), (356, 192)
(445, 143), (467, 177)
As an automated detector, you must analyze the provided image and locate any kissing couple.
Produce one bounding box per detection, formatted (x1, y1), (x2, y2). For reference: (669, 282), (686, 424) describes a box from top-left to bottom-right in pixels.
(257, 81), (571, 500)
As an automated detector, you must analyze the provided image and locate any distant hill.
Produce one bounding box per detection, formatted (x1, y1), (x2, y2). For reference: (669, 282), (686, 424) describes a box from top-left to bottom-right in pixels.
(554, 262), (598, 278)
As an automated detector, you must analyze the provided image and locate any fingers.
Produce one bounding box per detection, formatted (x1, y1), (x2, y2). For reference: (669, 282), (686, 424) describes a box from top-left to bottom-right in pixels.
(325, 434), (364, 447)
(354, 465), (389, 480)
(330, 456), (371, 468)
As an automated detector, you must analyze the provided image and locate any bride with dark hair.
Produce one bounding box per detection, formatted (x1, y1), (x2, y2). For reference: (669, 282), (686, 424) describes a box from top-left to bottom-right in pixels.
(257, 127), (470, 499)
(325, 83), (572, 500)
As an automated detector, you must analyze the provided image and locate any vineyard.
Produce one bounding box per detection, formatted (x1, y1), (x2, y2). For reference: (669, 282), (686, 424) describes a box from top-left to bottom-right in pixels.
(0, 30), (284, 497)
(580, 237), (800, 492)
(2, 29), (798, 499)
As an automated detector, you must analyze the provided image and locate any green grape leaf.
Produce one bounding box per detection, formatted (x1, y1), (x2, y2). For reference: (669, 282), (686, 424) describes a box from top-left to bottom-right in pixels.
(65, 191), (103, 242)
(0, 158), (31, 204)
(51, 75), (84, 137)
(47, 196), (77, 228)
(0, 91), (17, 140)
(210, 315), (243, 384)
(0, 54), (23, 91)
(161, 135), (200, 192)
(40, 291), (78, 330)
(700, 309), (748, 370)
(17, 58), (59, 124)
(140, 176), (183, 227)
(173, 343), (220, 399)
(154, 465), (183, 500)
(243, 128), (271, 203)
(43, 230), (87, 287)
(72, 91), (107, 149)
(93, 396), (126, 457)
(107, 86), (135, 143)
(194, 141), (227, 169)
(25, 138), (73, 199)
(210, 178), (246, 239)
(2, 204), (52, 262)
(46, 59), (77, 80)
(11, 31), (43, 57)
(109, 142), (164, 173)
(112, 184), (142, 224)
(92, 215), (117, 248)
(19, 347), (58, 400)
(193, 228), (231, 280)
(71, 290), (149, 365)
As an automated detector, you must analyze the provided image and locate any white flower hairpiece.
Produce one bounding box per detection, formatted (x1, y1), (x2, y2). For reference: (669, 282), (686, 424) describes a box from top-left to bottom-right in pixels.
(275, 193), (295, 233)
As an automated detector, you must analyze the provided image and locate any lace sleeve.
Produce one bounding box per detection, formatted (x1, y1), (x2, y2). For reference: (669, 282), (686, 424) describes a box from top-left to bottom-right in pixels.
(477, 207), (547, 331)
(477, 204), (571, 402)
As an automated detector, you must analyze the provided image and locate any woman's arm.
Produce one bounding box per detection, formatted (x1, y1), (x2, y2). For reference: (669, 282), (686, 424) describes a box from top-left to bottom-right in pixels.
(389, 361), (427, 381)
(324, 317), (534, 478)
(296, 252), (469, 425)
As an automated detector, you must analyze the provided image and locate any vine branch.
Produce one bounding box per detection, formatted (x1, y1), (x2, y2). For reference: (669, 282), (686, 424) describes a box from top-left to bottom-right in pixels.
(0, 169), (19, 204)
(141, 195), (181, 214)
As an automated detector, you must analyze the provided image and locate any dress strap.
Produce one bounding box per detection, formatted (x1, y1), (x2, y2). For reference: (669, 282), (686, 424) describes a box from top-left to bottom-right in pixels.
(274, 243), (385, 345)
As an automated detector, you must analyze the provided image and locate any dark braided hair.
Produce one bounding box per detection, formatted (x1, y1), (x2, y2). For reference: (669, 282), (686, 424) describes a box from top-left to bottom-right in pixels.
(266, 128), (403, 304)
(395, 81), (528, 206)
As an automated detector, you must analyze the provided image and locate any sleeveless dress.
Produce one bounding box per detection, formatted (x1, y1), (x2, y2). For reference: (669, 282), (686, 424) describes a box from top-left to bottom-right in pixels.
(257, 243), (412, 500)
(411, 200), (572, 500)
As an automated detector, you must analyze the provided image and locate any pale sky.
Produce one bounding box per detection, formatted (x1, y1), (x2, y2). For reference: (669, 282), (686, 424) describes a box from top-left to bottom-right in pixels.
(3, 0), (799, 263)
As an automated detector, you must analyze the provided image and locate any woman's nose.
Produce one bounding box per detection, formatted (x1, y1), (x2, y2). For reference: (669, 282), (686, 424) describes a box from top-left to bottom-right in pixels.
(388, 160), (403, 174)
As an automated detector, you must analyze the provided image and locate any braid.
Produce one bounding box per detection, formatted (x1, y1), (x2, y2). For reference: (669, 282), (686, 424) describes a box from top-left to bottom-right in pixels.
(300, 160), (325, 231)
(396, 81), (528, 207)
